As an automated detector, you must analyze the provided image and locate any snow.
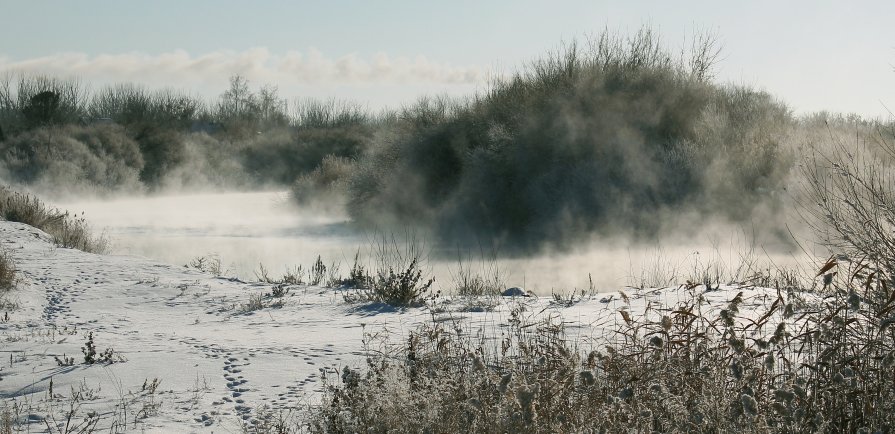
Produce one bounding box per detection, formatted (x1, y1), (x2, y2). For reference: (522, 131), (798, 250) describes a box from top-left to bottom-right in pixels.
(0, 220), (794, 432)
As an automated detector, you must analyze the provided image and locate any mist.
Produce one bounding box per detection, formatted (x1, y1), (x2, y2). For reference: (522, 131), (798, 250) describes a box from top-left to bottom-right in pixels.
(7, 5), (895, 431)
(337, 31), (797, 255)
(49, 188), (809, 295)
(0, 27), (872, 294)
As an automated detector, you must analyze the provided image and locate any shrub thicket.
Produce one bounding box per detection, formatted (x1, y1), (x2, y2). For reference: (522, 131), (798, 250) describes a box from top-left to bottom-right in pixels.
(291, 155), (355, 208)
(0, 124), (144, 194)
(0, 74), (87, 133)
(343, 30), (794, 252)
(0, 29), (866, 257)
(0, 30), (796, 250)
(241, 125), (371, 186)
(0, 72), (378, 194)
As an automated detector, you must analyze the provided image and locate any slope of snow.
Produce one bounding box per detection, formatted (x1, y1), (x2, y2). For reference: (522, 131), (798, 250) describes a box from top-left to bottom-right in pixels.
(0, 220), (792, 432)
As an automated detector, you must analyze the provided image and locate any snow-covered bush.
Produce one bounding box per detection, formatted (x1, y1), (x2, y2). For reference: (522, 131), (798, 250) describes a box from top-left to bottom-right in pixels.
(0, 124), (144, 195)
(344, 28), (793, 253)
(291, 155), (354, 211)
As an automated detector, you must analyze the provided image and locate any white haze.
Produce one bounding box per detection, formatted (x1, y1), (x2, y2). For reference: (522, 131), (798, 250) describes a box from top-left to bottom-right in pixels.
(0, 48), (489, 110)
(56, 191), (809, 294)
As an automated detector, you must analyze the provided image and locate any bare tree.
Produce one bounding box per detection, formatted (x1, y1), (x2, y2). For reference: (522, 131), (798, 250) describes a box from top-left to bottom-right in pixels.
(218, 74), (256, 120)
(256, 84), (288, 128)
(687, 28), (723, 82)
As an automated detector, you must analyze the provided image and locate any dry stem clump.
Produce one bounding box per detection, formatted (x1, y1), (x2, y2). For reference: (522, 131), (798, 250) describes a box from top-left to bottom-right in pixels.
(344, 234), (436, 307)
(0, 186), (107, 253)
(311, 259), (894, 433)
(0, 248), (16, 292)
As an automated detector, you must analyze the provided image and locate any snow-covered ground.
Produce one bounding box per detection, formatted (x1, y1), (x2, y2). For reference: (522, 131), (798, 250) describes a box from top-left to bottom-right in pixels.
(0, 220), (794, 432)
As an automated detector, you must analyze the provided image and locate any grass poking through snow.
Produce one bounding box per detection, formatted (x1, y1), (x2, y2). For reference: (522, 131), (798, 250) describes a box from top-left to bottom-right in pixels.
(0, 185), (107, 253)
(0, 248), (16, 292)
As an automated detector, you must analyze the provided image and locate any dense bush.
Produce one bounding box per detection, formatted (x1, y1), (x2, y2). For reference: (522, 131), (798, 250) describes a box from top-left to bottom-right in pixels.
(88, 83), (201, 130)
(0, 72), (378, 195)
(0, 124), (144, 195)
(344, 31), (795, 252)
(134, 126), (187, 186)
(0, 75), (87, 134)
(240, 125), (371, 186)
(292, 155), (355, 208)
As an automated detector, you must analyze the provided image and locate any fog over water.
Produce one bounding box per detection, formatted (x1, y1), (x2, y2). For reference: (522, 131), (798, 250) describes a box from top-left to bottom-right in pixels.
(56, 191), (807, 294)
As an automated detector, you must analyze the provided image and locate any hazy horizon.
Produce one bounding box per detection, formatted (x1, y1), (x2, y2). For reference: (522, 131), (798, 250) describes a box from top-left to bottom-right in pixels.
(1, 1), (893, 120)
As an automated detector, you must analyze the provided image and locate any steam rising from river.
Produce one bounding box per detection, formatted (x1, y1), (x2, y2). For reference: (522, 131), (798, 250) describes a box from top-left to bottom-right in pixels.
(57, 191), (806, 294)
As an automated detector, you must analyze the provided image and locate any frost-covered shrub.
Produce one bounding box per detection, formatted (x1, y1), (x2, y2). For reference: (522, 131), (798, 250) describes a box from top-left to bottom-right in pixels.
(156, 132), (252, 190)
(343, 30), (794, 253)
(291, 155), (354, 209)
(134, 126), (186, 186)
(0, 124), (144, 195)
(242, 125), (372, 186)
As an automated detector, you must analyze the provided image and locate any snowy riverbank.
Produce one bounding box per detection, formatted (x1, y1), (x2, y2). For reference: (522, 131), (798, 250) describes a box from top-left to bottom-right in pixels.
(0, 219), (793, 432)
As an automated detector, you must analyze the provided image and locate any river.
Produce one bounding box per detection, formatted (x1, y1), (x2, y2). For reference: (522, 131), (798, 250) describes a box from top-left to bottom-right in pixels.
(55, 190), (807, 295)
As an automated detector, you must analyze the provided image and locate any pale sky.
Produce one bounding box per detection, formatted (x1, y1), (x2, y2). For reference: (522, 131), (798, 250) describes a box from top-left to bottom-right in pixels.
(1, 0), (893, 119)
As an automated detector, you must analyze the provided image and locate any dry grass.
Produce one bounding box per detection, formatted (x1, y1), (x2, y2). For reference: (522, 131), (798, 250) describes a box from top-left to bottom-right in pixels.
(800, 121), (895, 272)
(310, 260), (894, 433)
(0, 248), (15, 292)
(0, 247), (16, 313)
(344, 234), (436, 306)
(238, 292), (285, 314)
(1, 406), (12, 434)
(188, 254), (223, 277)
(450, 248), (504, 297)
(0, 186), (107, 253)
